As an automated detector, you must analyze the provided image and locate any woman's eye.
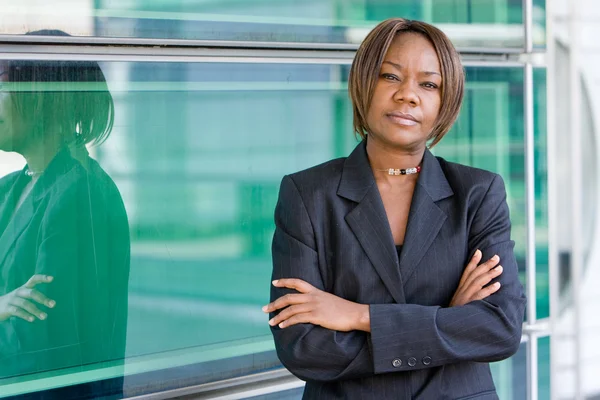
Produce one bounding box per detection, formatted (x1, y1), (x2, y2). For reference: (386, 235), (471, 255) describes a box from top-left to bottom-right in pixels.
(422, 82), (438, 89)
(382, 73), (398, 81)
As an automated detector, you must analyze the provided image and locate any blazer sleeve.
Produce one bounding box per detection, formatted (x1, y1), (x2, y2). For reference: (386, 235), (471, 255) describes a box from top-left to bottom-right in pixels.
(270, 175), (375, 382)
(368, 174), (527, 374)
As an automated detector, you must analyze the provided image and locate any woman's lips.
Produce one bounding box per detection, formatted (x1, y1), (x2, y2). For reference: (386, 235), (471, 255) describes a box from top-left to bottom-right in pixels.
(387, 113), (418, 126)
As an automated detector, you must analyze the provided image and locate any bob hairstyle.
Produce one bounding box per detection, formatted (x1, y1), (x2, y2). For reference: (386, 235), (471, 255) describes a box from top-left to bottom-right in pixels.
(5, 30), (114, 148)
(348, 18), (464, 148)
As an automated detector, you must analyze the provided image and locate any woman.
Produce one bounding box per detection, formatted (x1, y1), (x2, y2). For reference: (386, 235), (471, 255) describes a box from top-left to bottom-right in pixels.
(0, 48), (130, 384)
(263, 18), (526, 399)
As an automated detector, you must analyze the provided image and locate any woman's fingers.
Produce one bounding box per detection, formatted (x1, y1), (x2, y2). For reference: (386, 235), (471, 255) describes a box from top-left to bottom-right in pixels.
(17, 288), (56, 308)
(451, 254), (504, 306)
(472, 282), (502, 301)
(462, 265), (503, 300)
(269, 304), (312, 327)
(459, 249), (482, 287)
(263, 293), (309, 313)
(278, 312), (313, 329)
(262, 279), (316, 312)
(7, 305), (37, 322)
(272, 279), (314, 293)
(473, 265), (503, 288)
(10, 297), (47, 320)
(463, 255), (500, 288)
(24, 274), (53, 289)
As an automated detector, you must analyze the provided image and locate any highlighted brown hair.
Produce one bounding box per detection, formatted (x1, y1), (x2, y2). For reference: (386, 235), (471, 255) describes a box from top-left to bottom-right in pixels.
(348, 18), (464, 147)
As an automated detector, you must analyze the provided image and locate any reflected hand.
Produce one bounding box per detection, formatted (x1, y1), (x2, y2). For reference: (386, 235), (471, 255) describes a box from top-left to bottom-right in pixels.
(0, 275), (56, 322)
(449, 250), (503, 307)
(263, 279), (369, 332)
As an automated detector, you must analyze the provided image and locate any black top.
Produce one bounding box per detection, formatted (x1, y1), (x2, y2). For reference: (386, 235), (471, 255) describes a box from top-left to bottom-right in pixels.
(395, 244), (403, 260)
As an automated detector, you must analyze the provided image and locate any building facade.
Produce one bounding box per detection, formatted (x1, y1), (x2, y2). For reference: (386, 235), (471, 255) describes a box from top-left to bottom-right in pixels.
(1, 1), (586, 399)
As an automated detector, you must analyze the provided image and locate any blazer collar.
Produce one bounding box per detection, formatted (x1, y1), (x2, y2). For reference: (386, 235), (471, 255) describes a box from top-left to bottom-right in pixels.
(337, 140), (453, 203)
(339, 140), (453, 303)
(28, 146), (80, 202)
(0, 147), (81, 267)
(0, 172), (27, 236)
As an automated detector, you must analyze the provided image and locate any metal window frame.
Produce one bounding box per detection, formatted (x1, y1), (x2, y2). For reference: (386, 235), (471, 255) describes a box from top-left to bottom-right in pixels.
(123, 369), (305, 400)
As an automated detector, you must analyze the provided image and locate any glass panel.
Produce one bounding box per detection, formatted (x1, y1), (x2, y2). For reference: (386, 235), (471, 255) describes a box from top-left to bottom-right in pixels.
(0, 59), (348, 398)
(0, 61), (527, 397)
(433, 67), (527, 299)
(534, 67), (549, 320)
(245, 387), (304, 400)
(533, 0), (547, 49)
(490, 340), (527, 400)
(538, 336), (550, 400)
(0, 0), (524, 48)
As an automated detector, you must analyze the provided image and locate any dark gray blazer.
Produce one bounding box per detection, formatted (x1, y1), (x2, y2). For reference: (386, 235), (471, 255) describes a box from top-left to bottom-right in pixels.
(270, 141), (526, 400)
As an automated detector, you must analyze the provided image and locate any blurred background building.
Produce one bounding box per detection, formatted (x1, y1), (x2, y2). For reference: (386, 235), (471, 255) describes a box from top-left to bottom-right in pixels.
(0, 0), (596, 399)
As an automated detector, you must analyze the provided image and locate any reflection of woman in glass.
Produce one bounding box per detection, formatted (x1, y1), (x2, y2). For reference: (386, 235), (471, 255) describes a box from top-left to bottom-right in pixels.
(0, 50), (130, 381)
(264, 19), (526, 399)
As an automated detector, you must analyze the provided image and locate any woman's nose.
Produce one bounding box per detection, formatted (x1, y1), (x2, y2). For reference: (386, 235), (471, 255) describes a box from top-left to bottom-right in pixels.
(392, 81), (419, 105)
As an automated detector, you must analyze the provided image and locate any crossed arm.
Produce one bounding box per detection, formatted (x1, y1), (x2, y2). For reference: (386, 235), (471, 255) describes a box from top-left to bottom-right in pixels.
(264, 249), (502, 332)
(264, 175), (526, 381)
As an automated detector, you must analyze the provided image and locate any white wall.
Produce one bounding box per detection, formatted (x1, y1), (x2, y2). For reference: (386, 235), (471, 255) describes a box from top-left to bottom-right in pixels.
(552, 0), (600, 398)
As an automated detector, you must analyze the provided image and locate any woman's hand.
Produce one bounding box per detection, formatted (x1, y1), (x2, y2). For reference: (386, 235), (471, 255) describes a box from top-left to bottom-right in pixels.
(450, 250), (503, 307)
(263, 279), (370, 332)
(0, 275), (56, 322)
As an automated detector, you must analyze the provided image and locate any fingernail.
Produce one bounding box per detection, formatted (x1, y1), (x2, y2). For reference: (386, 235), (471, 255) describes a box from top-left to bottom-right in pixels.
(476, 249), (482, 256)
(272, 280), (279, 285)
(492, 255), (500, 261)
(497, 266), (503, 272)
(48, 300), (55, 307)
(40, 313), (47, 320)
(495, 282), (501, 287)
(262, 306), (268, 312)
(47, 276), (53, 282)
(28, 317), (34, 322)
(279, 323), (285, 328)
(268, 319), (275, 325)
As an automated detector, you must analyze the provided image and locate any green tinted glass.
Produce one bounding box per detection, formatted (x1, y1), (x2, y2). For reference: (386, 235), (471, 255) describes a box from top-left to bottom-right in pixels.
(0, 0), (545, 48)
(490, 341), (528, 399)
(538, 336), (550, 399)
(534, 67), (549, 320)
(0, 61), (534, 397)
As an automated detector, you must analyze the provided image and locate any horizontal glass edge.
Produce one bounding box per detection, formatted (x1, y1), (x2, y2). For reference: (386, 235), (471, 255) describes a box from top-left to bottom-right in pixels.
(125, 369), (304, 400)
(0, 78), (534, 93)
(0, 34), (527, 55)
(0, 47), (530, 67)
(1, 337), (275, 397)
(6, 328), (546, 399)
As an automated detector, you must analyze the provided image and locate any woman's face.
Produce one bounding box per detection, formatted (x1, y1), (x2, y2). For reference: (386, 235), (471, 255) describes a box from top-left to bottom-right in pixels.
(365, 32), (442, 151)
(0, 62), (28, 153)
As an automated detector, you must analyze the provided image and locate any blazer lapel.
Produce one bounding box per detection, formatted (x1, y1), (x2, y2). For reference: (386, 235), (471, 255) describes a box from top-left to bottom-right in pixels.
(0, 148), (78, 267)
(0, 173), (38, 267)
(0, 172), (25, 235)
(338, 141), (406, 304)
(398, 149), (453, 284)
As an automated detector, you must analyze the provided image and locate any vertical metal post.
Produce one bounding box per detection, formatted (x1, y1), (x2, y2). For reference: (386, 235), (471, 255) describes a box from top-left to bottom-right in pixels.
(544, 0), (559, 397)
(523, 1), (536, 399)
(569, 0), (583, 397)
(523, 0), (534, 53)
(524, 60), (538, 400)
